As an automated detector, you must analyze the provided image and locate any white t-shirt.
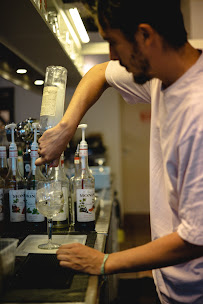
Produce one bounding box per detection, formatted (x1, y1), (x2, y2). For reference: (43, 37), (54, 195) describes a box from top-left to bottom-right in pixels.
(105, 55), (203, 304)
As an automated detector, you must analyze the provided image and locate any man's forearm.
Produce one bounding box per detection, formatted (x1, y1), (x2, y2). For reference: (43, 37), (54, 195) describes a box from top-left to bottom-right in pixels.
(105, 232), (203, 274)
(60, 61), (110, 134)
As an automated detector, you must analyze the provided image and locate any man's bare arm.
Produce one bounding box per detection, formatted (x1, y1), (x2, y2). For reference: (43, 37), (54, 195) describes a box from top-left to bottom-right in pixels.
(35, 61), (110, 166)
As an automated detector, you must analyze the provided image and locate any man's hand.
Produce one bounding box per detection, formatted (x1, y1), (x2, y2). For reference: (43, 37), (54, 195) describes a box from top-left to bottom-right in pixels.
(56, 243), (105, 275)
(35, 123), (71, 166)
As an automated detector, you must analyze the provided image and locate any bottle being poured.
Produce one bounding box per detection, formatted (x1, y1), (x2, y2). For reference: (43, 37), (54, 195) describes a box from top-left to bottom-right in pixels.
(74, 124), (95, 232)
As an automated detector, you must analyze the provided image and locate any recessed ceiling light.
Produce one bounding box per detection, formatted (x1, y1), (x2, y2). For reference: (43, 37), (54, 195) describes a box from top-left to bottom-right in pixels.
(16, 68), (27, 74)
(34, 80), (44, 85)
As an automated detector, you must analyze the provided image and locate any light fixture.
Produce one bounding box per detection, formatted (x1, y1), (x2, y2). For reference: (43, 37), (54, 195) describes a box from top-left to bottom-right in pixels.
(34, 80), (44, 85)
(16, 68), (27, 74)
(69, 8), (90, 44)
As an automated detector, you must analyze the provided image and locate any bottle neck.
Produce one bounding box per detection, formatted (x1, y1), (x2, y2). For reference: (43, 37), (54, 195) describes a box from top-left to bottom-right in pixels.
(7, 157), (22, 179)
(0, 149), (7, 168)
(74, 156), (81, 175)
(80, 155), (89, 172)
(0, 157), (7, 168)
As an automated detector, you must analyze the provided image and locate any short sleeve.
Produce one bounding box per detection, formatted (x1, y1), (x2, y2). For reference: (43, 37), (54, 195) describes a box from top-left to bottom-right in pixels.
(177, 120), (203, 245)
(105, 60), (151, 104)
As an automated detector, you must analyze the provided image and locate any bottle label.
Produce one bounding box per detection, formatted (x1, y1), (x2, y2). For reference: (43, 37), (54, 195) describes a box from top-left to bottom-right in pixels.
(74, 157), (80, 164)
(52, 186), (68, 221)
(0, 150), (6, 158)
(31, 149), (39, 158)
(9, 149), (17, 158)
(76, 189), (95, 222)
(9, 189), (25, 222)
(25, 190), (45, 222)
(0, 188), (3, 221)
(40, 86), (58, 116)
(79, 149), (88, 157)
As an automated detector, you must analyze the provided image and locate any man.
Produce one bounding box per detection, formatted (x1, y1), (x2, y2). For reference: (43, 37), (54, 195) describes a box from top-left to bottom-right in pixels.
(36, 0), (203, 303)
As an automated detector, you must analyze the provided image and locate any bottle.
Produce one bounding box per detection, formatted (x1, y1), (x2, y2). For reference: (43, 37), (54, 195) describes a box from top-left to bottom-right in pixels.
(0, 146), (8, 179)
(49, 153), (69, 231)
(25, 123), (46, 233)
(23, 144), (31, 180)
(17, 147), (24, 178)
(0, 176), (5, 234)
(70, 144), (81, 227)
(74, 124), (95, 232)
(39, 66), (67, 134)
(4, 123), (25, 234)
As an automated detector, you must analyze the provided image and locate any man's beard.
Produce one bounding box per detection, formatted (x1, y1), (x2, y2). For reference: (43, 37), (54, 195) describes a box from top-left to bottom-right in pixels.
(131, 43), (152, 85)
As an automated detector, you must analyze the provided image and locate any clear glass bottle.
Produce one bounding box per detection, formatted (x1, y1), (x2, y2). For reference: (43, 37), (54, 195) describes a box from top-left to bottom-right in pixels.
(4, 123), (25, 234)
(74, 125), (95, 232)
(0, 146), (8, 179)
(25, 123), (46, 233)
(49, 155), (69, 231)
(39, 66), (67, 134)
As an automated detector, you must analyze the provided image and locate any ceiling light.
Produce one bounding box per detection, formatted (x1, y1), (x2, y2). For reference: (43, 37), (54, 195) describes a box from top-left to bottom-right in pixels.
(16, 68), (27, 74)
(34, 80), (44, 85)
(69, 8), (90, 44)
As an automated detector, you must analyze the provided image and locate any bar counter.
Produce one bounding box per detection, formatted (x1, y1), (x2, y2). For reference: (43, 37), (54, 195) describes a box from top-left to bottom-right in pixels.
(0, 191), (117, 304)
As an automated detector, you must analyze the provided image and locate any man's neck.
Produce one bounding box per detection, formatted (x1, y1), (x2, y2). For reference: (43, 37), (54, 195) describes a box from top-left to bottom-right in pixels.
(158, 43), (201, 88)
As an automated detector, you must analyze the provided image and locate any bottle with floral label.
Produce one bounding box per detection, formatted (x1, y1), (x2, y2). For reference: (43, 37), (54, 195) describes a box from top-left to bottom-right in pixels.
(74, 124), (95, 232)
(25, 123), (46, 233)
(4, 123), (25, 234)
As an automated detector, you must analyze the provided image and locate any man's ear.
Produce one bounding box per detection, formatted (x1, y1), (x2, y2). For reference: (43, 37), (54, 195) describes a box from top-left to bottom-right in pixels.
(135, 24), (155, 46)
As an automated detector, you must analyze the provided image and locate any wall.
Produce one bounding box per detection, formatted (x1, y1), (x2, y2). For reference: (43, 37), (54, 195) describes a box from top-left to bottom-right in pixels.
(0, 77), (42, 123)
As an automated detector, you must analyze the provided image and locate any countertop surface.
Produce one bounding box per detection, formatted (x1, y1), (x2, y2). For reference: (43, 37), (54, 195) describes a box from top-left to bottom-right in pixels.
(0, 192), (113, 304)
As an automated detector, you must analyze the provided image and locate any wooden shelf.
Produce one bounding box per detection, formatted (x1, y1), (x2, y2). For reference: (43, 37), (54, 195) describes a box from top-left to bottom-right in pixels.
(0, 0), (82, 88)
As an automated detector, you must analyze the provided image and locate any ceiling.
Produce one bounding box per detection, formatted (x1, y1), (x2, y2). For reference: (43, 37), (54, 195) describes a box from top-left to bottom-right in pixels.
(0, 0), (108, 94)
(61, 0), (98, 32)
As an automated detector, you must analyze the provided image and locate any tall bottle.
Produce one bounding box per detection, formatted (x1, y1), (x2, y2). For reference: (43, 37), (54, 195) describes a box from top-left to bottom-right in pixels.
(0, 176), (5, 234)
(4, 123), (25, 234)
(39, 66), (67, 134)
(25, 123), (46, 233)
(70, 145), (81, 227)
(74, 124), (95, 232)
(0, 146), (8, 179)
(49, 153), (69, 231)
(23, 143), (31, 180)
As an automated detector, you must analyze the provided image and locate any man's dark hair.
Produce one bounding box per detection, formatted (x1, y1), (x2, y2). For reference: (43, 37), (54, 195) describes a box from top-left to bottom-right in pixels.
(97, 0), (187, 48)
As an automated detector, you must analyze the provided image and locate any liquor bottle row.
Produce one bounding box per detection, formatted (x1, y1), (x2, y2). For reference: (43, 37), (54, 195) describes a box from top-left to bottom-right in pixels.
(0, 123), (96, 236)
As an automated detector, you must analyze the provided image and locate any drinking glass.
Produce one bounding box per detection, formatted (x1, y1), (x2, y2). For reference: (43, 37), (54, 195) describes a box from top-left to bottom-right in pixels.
(36, 180), (64, 249)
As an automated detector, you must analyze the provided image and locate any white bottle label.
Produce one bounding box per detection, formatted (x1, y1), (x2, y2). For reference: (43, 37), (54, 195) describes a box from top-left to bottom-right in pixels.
(25, 190), (45, 222)
(0, 188), (3, 221)
(76, 189), (95, 222)
(9, 189), (25, 222)
(40, 86), (58, 116)
(52, 186), (68, 221)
